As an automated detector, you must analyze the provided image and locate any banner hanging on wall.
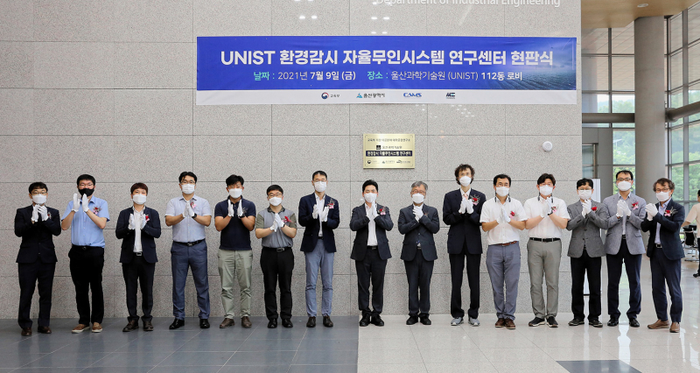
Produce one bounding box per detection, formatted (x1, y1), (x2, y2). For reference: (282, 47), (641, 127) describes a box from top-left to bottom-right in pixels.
(197, 36), (576, 105)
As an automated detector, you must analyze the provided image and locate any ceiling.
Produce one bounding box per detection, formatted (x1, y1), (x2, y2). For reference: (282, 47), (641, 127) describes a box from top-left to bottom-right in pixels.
(582, 0), (699, 29)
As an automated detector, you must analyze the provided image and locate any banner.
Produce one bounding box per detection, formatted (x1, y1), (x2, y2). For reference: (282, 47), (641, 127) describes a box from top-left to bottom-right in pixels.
(197, 36), (576, 105)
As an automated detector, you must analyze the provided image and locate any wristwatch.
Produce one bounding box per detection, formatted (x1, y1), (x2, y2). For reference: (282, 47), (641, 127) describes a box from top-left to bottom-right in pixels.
(192, 213), (198, 219)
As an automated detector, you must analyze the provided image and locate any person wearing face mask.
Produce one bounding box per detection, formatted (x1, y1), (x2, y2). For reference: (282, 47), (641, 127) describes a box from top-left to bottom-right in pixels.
(641, 178), (685, 333)
(115, 183), (162, 332)
(214, 174), (256, 329)
(254, 185), (298, 329)
(523, 173), (570, 328)
(479, 174), (526, 330)
(350, 179), (394, 327)
(298, 171), (340, 328)
(398, 181), (440, 326)
(442, 164), (486, 327)
(601, 170), (646, 328)
(61, 174), (110, 334)
(165, 171), (212, 330)
(681, 190), (700, 278)
(565, 178), (609, 328)
(14, 182), (61, 336)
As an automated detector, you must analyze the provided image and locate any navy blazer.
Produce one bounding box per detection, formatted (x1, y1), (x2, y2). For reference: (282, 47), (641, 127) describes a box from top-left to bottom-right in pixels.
(14, 205), (61, 264)
(640, 198), (685, 260)
(115, 206), (162, 264)
(398, 204), (440, 262)
(350, 203), (393, 261)
(443, 188), (486, 255)
(298, 193), (340, 253)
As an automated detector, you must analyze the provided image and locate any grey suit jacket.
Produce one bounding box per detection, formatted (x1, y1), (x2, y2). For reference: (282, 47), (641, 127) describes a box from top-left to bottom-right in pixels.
(602, 193), (647, 255)
(566, 200), (608, 258)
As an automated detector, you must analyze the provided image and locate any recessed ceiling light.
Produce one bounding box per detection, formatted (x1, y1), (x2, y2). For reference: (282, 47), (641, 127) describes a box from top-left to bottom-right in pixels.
(299, 15), (306, 19)
(383, 16), (390, 20)
(637, 3), (649, 7)
(311, 15), (317, 19)
(371, 31), (377, 34)
(371, 16), (378, 20)
(382, 31), (387, 34)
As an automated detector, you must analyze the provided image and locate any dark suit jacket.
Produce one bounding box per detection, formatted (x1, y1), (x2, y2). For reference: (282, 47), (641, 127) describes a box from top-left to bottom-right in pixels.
(115, 207), (162, 264)
(443, 188), (486, 255)
(14, 205), (61, 264)
(641, 198), (685, 260)
(298, 193), (340, 253)
(398, 204), (440, 261)
(350, 203), (393, 261)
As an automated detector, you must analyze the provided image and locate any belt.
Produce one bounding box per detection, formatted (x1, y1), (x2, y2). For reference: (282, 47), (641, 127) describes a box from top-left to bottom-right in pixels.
(655, 243), (663, 248)
(416, 243), (422, 250)
(263, 246), (291, 253)
(368, 245), (378, 250)
(174, 239), (205, 247)
(529, 237), (561, 243)
(621, 234), (626, 240)
(72, 245), (102, 251)
(495, 241), (518, 246)
(134, 252), (143, 257)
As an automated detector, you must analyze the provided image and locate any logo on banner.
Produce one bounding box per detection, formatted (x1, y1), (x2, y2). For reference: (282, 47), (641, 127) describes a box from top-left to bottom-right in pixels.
(321, 92), (329, 99)
(446, 92), (456, 99)
(357, 93), (363, 98)
(403, 92), (422, 98)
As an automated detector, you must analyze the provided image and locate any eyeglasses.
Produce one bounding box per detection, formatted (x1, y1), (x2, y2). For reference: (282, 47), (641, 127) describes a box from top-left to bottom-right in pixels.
(268, 193), (283, 197)
(616, 178), (632, 182)
(656, 188), (671, 192)
(79, 183), (94, 187)
(180, 180), (196, 185)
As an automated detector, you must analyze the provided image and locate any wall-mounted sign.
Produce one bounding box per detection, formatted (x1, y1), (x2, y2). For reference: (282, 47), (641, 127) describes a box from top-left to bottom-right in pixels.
(363, 134), (415, 169)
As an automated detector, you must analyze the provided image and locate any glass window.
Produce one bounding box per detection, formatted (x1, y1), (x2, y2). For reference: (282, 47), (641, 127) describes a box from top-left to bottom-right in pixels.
(689, 123), (700, 162)
(689, 44), (700, 83)
(671, 127), (684, 164)
(613, 130), (635, 165)
(670, 88), (684, 109)
(582, 28), (609, 54)
(612, 23), (635, 54)
(583, 93), (609, 113)
(611, 57), (634, 91)
(671, 14), (684, 52)
(583, 144), (596, 179)
(671, 165), (684, 200)
(689, 163), (700, 197)
(612, 94), (635, 113)
(612, 123), (635, 128)
(671, 51), (684, 89)
(582, 56), (609, 91)
(690, 4), (700, 43)
(583, 123), (611, 128)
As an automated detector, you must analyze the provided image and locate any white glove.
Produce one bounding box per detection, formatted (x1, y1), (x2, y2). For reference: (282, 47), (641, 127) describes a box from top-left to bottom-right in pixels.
(320, 206), (330, 222)
(31, 205), (39, 222)
(370, 203), (379, 220)
(581, 200), (591, 216)
(72, 193), (80, 212)
(459, 196), (469, 214)
(237, 201), (244, 218)
(465, 197), (474, 214)
(81, 193), (89, 213)
(140, 214), (147, 229)
(616, 200), (626, 218)
(625, 202), (632, 217)
(312, 204), (320, 219)
(183, 202), (195, 219)
(270, 220), (278, 232)
(645, 204), (658, 221)
(227, 200), (234, 217)
(37, 205), (49, 221)
(501, 205), (511, 223)
(414, 205), (424, 221)
(539, 197), (550, 218)
(275, 213), (285, 230)
(128, 214), (136, 230)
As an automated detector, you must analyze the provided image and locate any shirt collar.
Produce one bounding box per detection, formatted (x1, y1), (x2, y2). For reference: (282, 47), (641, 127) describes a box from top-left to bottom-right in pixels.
(267, 206), (285, 213)
(180, 195), (197, 202)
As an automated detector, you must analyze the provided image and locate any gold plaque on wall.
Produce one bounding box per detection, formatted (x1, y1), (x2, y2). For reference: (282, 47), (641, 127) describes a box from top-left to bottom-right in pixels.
(363, 134), (415, 169)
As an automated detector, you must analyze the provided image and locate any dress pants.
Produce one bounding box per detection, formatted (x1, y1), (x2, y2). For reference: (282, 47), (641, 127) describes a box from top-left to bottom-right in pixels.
(485, 243), (521, 320)
(122, 254), (155, 322)
(527, 239), (562, 318)
(356, 248), (387, 317)
(171, 241), (210, 320)
(606, 238), (642, 319)
(260, 247), (294, 321)
(305, 239), (334, 317)
(69, 246), (105, 325)
(404, 250), (434, 317)
(218, 249), (253, 319)
(570, 250), (602, 322)
(18, 260), (55, 329)
(650, 250), (683, 323)
(449, 249), (481, 319)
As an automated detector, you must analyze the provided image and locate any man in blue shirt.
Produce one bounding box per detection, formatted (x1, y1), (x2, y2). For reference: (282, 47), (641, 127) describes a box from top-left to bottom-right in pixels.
(214, 174), (256, 329)
(61, 174), (109, 334)
(165, 171), (212, 330)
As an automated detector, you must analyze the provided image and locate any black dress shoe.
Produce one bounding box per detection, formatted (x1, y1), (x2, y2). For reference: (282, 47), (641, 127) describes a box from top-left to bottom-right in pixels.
(282, 319), (293, 328)
(323, 315), (334, 328)
(306, 317), (316, 328)
(169, 318), (185, 330)
(629, 318), (640, 328)
(199, 319), (210, 329)
(419, 315), (432, 325)
(268, 319), (278, 328)
(406, 315), (419, 325)
(122, 320), (139, 332)
(370, 315), (384, 327)
(21, 327), (32, 336)
(359, 314), (370, 327)
(607, 317), (619, 327)
(143, 320), (154, 332)
(37, 326), (51, 334)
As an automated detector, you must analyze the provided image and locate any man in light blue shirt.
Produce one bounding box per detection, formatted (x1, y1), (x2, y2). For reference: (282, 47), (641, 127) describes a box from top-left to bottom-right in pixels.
(61, 174), (109, 334)
(165, 171), (212, 330)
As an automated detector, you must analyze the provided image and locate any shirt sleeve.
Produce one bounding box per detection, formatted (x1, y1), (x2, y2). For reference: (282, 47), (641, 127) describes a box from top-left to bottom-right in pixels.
(214, 202), (226, 218)
(247, 201), (257, 217)
(523, 199), (535, 219)
(515, 201), (527, 221)
(255, 213), (265, 229)
(201, 199), (212, 216)
(556, 199), (570, 219)
(479, 202), (492, 223)
(165, 199), (176, 217)
(98, 200), (109, 221)
(686, 204), (699, 223)
(62, 201), (74, 220)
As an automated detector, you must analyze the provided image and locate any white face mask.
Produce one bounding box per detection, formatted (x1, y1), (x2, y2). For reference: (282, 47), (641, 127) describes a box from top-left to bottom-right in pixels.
(539, 185), (553, 196)
(617, 181), (632, 192)
(132, 194), (147, 205)
(229, 188), (242, 199)
(656, 191), (670, 202)
(269, 197), (282, 206)
(412, 193), (425, 204)
(496, 187), (509, 197)
(459, 176), (471, 187)
(181, 184), (195, 195)
(578, 190), (592, 201)
(364, 193), (377, 203)
(32, 194), (47, 205)
(314, 181), (327, 193)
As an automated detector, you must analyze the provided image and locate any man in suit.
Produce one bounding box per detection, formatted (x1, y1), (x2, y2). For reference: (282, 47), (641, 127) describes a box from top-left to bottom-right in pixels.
(298, 171), (340, 328)
(350, 179), (394, 327)
(565, 178), (608, 328)
(398, 181), (440, 325)
(115, 183), (162, 332)
(602, 170), (647, 328)
(443, 164), (486, 327)
(641, 178), (685, 333)
(14, 182), (61, 336)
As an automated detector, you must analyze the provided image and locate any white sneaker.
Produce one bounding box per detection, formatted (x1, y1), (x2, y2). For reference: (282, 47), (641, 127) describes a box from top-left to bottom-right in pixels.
(450, 317), (464, 326)
(468, 317), (480, 327)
